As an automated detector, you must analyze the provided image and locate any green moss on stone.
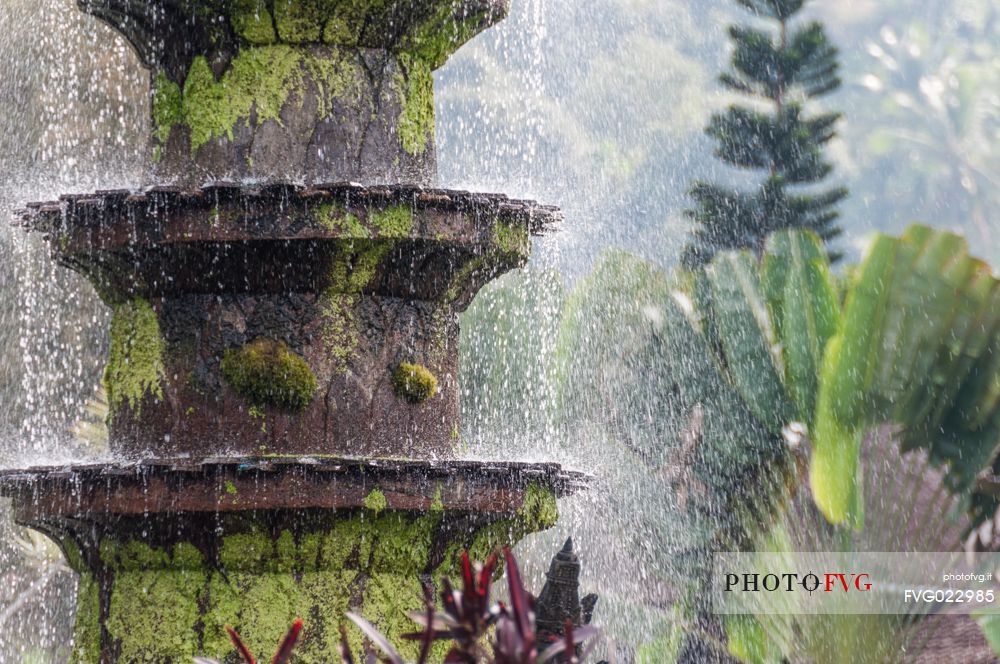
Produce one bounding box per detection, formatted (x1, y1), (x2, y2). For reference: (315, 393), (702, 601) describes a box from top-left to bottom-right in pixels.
(316, 203), (368, 237)
(430, 485), (444, 512)
(103, 542), (206, 662)
(323, 2), (366, 46)
(327, 242), (392, 292)
(393, 362), (438, 404)
(274, 0), (335, 43)
(67, 494), (560, 663)
(364, 488), (388, 514)
(231, 0), (277, 44)
(152, 72), (182, 146)
(301, 46), (365, 118)
(104, 298), (165, 417)
(60, 538), (85, 574)
(396, 55), (435, 156)
(182, 47), (306, 153)
(154, 2), (485, 163)
(495, 221), (530, 255)
(441, 483), (559, 570)
(442, 254), (489, 303)
(203, 515), (440, 661)
(72, 573), (101, 664)
(221, 338), (318, 412)
(178, 45), (363, 155)
(370, 205), (414, 238)
(320, 293), (359, 372)
(405, 5), (489, 69)
(521, 482), (559, 529)
(320, 241), (394, 371)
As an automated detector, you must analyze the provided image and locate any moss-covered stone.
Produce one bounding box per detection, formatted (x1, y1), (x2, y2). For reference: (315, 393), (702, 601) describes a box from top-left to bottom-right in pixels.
(104, 298), (165, 417)
(404, 4), (489, 69)
(315, 203), (368, 237)
(442, 483), (559, 570)
(430, 485), (444, 512)
(495, 220), (530, 255)
(364, 488), (388, 514)
(369, 205), (414, 238)
(152, 72), (182, 147)
(392, 362), (438, 404)
(320, 292), (359, 372)
(71, 573), (101, 664)
(103, 542), (206, 662)
(319, 240), (395, 371)
(221, 338), (318, 412)
(65, 489), (561, 663)
(274, 0), (333, 42)
(183, 47), (303, 153)
(231, 0), (277, 44)
(396, 55), (435, 156)
(322, 2), (366, 46)
(160, 46), (361, 156)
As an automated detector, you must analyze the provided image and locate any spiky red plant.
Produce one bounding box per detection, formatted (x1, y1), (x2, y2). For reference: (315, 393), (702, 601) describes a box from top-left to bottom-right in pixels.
(193, 617), (303, 664)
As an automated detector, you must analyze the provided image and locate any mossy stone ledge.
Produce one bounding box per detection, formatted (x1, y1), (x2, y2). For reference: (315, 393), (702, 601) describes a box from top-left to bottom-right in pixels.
(2, 2), (586, 663)
(23, 183), (555, 460)
(66, 504), (557, 663)
(78, 0), (511, 187)
(0, 459), (582, 664)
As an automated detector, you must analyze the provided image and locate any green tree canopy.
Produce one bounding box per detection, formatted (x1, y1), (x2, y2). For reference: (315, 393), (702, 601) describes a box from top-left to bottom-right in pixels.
(683, 0), (847, 267)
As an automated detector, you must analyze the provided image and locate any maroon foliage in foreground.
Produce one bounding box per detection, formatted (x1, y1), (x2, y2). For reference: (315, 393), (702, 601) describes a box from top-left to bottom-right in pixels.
(196, 550), (597, 664)
(350, 548), (597, 664)
(194, 617), (303, 664)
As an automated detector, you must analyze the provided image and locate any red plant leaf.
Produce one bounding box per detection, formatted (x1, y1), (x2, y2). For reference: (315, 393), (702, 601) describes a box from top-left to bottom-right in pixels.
(271, 618), (303, 664)
(479, 552), (498, 602)
(417, 586), (435, 663)
(502, 548), (533, 640)
(226, 626), (257, 664)
(461, 551), (474, 592)
(441, 577), (460, 620)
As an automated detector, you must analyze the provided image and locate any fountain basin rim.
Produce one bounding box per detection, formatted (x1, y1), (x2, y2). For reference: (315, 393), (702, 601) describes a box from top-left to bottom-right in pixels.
(16, 181), (562, 238)
(0, 456), (591, 521)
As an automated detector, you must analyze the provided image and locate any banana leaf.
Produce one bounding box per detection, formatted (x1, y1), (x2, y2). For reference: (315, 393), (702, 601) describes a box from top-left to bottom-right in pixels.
(706, 252), (795, 434)
(691, 232), (839, 539)
(762, 230), (839, 422)
(811, 225), (1000, 526)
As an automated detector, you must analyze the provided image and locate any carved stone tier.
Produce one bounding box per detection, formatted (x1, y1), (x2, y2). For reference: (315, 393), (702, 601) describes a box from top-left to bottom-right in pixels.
(78, 0), (508, 185)
(0, 458), (588, 662)
(20, 183), (560, 459)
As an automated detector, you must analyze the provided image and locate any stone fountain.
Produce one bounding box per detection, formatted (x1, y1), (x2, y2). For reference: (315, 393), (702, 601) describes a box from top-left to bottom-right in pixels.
(0, 1), (585, 661)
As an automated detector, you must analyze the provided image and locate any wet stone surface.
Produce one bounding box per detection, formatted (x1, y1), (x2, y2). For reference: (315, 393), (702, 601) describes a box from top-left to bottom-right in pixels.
(0, 458), (584, 662)
(80, 0), (508, 184)
(19, 183), (558, 459)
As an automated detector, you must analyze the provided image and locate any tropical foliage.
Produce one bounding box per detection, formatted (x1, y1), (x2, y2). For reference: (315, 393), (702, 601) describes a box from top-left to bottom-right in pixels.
(463, 224), (1000, 660)
(811, 227), (1000, 526)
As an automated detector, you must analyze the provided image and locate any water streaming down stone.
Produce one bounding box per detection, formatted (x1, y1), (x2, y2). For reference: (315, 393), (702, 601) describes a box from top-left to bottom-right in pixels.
(0, 1), (588, 660)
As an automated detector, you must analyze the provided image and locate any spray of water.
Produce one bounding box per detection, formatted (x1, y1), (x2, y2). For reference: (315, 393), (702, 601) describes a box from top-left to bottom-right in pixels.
(1, 0), (999, 661)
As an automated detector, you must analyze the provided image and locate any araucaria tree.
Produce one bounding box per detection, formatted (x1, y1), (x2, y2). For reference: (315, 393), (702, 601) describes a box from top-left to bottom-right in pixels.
(682, 0), (847, 267)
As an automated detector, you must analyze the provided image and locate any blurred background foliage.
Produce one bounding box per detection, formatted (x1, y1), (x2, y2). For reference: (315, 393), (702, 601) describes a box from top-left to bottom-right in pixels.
(2, 0), (1000, 661)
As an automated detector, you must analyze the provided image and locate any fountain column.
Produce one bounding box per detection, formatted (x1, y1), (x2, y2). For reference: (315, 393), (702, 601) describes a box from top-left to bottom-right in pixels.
(0, 1), (584, 661)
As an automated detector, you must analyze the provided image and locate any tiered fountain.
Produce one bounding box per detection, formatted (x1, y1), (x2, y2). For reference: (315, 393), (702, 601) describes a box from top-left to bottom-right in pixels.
(0, 1), (586, 661)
